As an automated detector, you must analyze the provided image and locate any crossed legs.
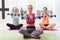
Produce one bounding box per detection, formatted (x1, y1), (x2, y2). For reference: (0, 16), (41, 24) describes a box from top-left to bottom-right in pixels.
(19, 27), (43, 39)
(40, 23), (56, 30)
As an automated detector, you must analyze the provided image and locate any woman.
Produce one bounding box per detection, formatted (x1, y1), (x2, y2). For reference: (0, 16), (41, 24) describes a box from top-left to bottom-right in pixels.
(40, 7), (56, 30)
(6, 7), (23, 30)
(19, 5), (43, 39)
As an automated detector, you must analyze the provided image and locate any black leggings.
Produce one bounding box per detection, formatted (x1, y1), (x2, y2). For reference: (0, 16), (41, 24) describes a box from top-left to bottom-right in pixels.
(44, 24), (49, 26)
(6, 23), (23, 29)
(26, 26), (35, 34)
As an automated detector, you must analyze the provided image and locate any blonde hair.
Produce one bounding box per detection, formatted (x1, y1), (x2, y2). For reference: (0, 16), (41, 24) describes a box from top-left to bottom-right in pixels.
(12, 7), (19, 13)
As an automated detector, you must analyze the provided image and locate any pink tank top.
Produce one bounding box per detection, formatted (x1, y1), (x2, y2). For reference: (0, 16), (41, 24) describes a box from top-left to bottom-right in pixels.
(26, 13), (35, 24)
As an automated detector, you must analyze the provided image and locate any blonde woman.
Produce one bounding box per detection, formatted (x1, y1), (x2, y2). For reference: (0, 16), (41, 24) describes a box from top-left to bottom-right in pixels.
(6, 7), (23, 30)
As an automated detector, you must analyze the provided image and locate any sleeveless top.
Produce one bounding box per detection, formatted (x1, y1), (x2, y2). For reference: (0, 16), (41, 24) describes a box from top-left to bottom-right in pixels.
(42, 13), (49, 24)
(26, 13), (35, 24)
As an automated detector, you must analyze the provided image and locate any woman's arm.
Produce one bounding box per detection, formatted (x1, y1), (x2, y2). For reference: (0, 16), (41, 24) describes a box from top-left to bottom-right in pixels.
(24, 14), (28, 19)
(33, 13), (38, 19)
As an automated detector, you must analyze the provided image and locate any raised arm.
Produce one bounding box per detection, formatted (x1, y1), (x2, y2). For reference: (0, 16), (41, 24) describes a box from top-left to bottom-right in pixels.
(34, 14), (38, 19)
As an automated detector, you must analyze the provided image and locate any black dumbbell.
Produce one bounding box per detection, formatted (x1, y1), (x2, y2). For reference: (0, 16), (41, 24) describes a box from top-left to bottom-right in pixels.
(14, 14), (20, 16)
(38, 16), (43, 19)
(50, 15), (53, 18)
(53, 15), (56, 17)
(18, 14), (20, 16)
(50, 15), (56, 18)
(21, 16), (24, 20)
(7, 13), (13, 16)
(7, 13), (9, 15)
(7, 13), (20, 16)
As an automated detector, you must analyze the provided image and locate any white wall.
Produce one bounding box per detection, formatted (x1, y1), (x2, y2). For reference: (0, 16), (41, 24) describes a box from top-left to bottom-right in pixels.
(0, 0), (53, 19)
(54, 0), (60, 21)
(0, 0), (58, 29)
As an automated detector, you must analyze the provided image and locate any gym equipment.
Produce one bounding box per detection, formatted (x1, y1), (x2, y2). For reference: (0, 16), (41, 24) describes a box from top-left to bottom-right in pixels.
(49, 15), (56, 18)
(21, 15), (56, 20)
(7, 13), (13, 16)
(50, 15), (53, 18)
(21, 16), (24, 20)
(21, 16), (36, 20)
(38, 16), (43, 19)
(54, 15), (56, 17)
(7, 13), (20, 16)
(38, 15), (56, 19)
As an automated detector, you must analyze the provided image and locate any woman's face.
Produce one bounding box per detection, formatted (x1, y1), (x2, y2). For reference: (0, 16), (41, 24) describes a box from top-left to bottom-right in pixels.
(28, 5), (33, 12)
(43, 7), (47, 12)
(13, 8), (19, 13)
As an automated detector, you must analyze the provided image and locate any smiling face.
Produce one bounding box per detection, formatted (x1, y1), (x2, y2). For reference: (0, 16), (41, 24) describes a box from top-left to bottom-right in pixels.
(28, 5), (33, 14)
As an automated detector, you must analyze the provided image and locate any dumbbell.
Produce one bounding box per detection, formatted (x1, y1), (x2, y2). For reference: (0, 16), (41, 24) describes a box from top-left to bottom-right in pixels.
(18, 14), (20, 16)
(50, 15), (56, 18)
(38, 15), (56, 19)
(21, 16), (42, 20)
(21, 16), (35, 20)
(21, 16), (24, 20)
(7, 13), (13, 16)
(53, 15), (56, 17)
(38, 16), (43, 19)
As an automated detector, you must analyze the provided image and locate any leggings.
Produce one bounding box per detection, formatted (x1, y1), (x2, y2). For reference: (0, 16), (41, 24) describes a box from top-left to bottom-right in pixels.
(6, 23), (23, 29)
(26, 26), (35, 34)
(19, 26), (43, 37)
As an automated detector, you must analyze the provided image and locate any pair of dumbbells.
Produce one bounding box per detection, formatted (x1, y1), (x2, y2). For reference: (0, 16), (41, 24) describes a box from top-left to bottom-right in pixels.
(38, 15), (56, 19)
(7, 13), (20, 16)
(21, 16), (42, 20)
(49, 15), (56, 18)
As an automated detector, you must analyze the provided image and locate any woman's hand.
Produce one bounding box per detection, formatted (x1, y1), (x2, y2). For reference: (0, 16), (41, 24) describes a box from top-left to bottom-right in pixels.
(24, 14), (28, 19)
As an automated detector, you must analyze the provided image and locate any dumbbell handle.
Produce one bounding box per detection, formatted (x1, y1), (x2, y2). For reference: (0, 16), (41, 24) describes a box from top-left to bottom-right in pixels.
(21, 16), (41, 19)
(7, 13), (13, 15)
(49, 15), (56, 18)
(38, 15), (56, 19)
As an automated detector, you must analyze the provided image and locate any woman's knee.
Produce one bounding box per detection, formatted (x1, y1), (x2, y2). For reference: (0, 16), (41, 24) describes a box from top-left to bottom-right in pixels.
(36, 30), (43, 34)
(53, 23), (56, 26)
(6, 23), (9, 25)
(31, 30), (43, 36)
(20, 24), (23, 27)
(6, 23), (10, 27)
(19, 29), (26, 34)
(19, 29), (22, 33)
(50, 23), (56, 26)
(39, 30), (43, 34)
